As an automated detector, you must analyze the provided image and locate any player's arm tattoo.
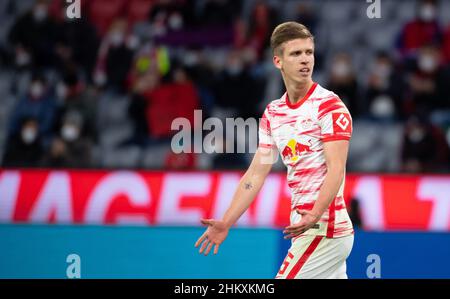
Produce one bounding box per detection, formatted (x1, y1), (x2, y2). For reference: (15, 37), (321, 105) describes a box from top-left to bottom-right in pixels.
(244, 182), (253, 190)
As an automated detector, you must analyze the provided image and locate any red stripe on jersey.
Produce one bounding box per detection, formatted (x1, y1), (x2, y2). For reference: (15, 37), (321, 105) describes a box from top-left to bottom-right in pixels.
(285, 82), (318, 109)
(292, 185), (323, 195)
(293, 202), (315, 211)
(260, 112), (271, 131)
(293, 165), (327, 177)
(318, 97), (340, 113)
(322, 135), (351, 142)
(286, 236), (323, 279)
(318, 104), (345, 119)
(326, 197), (336, 238)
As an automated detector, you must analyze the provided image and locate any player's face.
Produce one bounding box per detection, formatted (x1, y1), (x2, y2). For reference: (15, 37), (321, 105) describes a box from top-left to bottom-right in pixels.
(273, 38), (315, 84)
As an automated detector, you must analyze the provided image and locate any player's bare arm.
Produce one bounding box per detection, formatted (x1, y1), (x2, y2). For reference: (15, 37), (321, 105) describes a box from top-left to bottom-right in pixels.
(283, 140), (349, 239)
(194, 147), (275, 255)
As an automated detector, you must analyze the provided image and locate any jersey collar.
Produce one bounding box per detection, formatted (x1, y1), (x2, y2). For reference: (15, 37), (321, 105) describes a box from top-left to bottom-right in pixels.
(285, 82), (318, 109)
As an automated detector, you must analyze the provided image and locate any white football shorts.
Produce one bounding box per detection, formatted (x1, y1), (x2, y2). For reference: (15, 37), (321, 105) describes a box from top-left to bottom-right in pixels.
(275, 234), (354, 279)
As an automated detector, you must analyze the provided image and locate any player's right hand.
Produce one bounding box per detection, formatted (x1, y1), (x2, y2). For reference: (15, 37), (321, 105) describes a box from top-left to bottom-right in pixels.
(194, 219), (229, 256)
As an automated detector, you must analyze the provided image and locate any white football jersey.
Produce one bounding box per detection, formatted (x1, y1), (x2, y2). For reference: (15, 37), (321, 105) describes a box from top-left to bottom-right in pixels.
(259, 82), (353, 238)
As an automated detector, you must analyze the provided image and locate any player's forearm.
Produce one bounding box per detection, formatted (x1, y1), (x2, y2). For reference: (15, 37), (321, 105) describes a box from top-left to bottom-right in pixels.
(221, 170), (267, 228)
(310, 165), (345, 218)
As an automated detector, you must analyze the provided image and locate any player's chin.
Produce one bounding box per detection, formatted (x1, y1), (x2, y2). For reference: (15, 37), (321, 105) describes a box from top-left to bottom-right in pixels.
(294, 75), (311, 83)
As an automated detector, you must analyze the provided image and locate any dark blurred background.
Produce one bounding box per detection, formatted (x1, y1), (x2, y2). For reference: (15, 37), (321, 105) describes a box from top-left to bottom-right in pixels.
(0, 0), (449, 173)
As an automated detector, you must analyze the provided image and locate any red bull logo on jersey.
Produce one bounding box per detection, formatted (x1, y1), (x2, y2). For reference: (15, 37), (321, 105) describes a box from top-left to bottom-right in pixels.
(281, 139), (313, 162)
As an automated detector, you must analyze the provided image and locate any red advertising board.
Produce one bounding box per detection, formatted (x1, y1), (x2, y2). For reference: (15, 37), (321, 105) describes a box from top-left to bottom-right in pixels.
(0, 170), (449, 230)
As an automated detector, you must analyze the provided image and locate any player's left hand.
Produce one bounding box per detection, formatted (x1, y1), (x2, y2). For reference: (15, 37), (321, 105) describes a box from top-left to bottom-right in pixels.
(283, 210), (321, 239)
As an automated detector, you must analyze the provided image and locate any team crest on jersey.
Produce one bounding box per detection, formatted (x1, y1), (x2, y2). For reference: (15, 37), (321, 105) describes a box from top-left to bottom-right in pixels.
(295, 117), (314, 131)
(281, 138), (313, 163)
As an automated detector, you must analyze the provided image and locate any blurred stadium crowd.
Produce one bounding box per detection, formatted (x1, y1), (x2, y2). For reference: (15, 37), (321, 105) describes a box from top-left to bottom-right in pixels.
(0, 0), (450, 172)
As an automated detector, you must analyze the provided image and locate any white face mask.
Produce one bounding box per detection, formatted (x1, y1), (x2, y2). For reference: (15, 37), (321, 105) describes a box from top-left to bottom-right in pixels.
(418, 54), (438, 73)
(110, 31), (125, 47)
(226, 63), (243, 76)
(419, 4), (436, 22)
(332, 61), (351, 78)
(409, 127), (426, 143)
(15, 49), (31, 66)
(373, 62), (392, 79)
(61, 125), (80, 142)
(370, 95), (395, 118)
(21, 127), (37, 144)
(30, 82), (44, 99)
(33, 6), (48, 22)
(168, 13), (183, 31)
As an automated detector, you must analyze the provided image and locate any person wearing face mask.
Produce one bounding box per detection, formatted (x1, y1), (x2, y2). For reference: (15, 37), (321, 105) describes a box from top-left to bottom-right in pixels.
(42, 111), (93, 168)
(327, 53), (360, 117)
(8, 74), (57, 144)
(2, 118), (44, 167)
(214, 50), (263, 119)
(55, 72), (98, 142)
(365, 52), (405, 119)
(93, 19), (134, 93)
(397, 0), (442, 58)
(407, 44), (450, 113)
(8, 0), (58, 68)
(401, 114), (449, 173)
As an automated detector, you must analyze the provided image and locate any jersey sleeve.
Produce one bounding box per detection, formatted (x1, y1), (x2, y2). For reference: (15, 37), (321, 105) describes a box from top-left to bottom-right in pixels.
(259, 106), (276, 148)
(317, 96), (352, 142)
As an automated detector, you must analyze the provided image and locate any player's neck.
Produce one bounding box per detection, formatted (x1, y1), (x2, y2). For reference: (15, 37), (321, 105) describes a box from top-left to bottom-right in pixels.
(285, 79), (314, 105)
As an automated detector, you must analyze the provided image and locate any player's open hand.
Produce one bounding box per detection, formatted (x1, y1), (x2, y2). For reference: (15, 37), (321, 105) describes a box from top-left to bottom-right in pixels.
(283, 210), (321, 239)
(194, 219), (229, 256)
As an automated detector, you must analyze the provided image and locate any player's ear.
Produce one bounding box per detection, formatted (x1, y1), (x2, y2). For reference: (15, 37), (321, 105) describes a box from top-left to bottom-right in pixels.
(273, 55), (282, 70)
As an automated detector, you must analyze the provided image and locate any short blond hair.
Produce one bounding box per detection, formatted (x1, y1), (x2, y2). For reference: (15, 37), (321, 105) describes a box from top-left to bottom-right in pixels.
(270, 22), (314, 55)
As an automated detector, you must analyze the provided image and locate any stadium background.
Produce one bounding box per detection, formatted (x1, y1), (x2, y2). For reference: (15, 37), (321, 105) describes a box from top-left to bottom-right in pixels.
(0, 0), (450, 278)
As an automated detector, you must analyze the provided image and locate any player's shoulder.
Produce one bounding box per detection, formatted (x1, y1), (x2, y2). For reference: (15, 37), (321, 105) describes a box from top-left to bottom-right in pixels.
(313, 84), (351, 117)
(312, 84), (342, 105)
(263, 94), (287, 116)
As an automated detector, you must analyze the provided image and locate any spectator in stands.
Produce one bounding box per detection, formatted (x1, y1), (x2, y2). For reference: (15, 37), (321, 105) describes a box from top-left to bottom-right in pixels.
(245, 1), (279, 60)
(143, 64), (200, 141)
(54, 1), (99, 80)
(365, 51), (405, 120)
(8, 73), (57, 144)
(142, 0), (198, 38)
(401, 114), (450, 173)
(213, 49), (262, 119)
(93, 18), (136, 93)
(2, 117), (44, 168)
(327, 52), (360, 117)
(397, 0), (442, 59)
(42, 111), (93, 168)
(55, 71), (98, 142)
(8, 0), (58, 69)
(405, 44), (450, 115)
